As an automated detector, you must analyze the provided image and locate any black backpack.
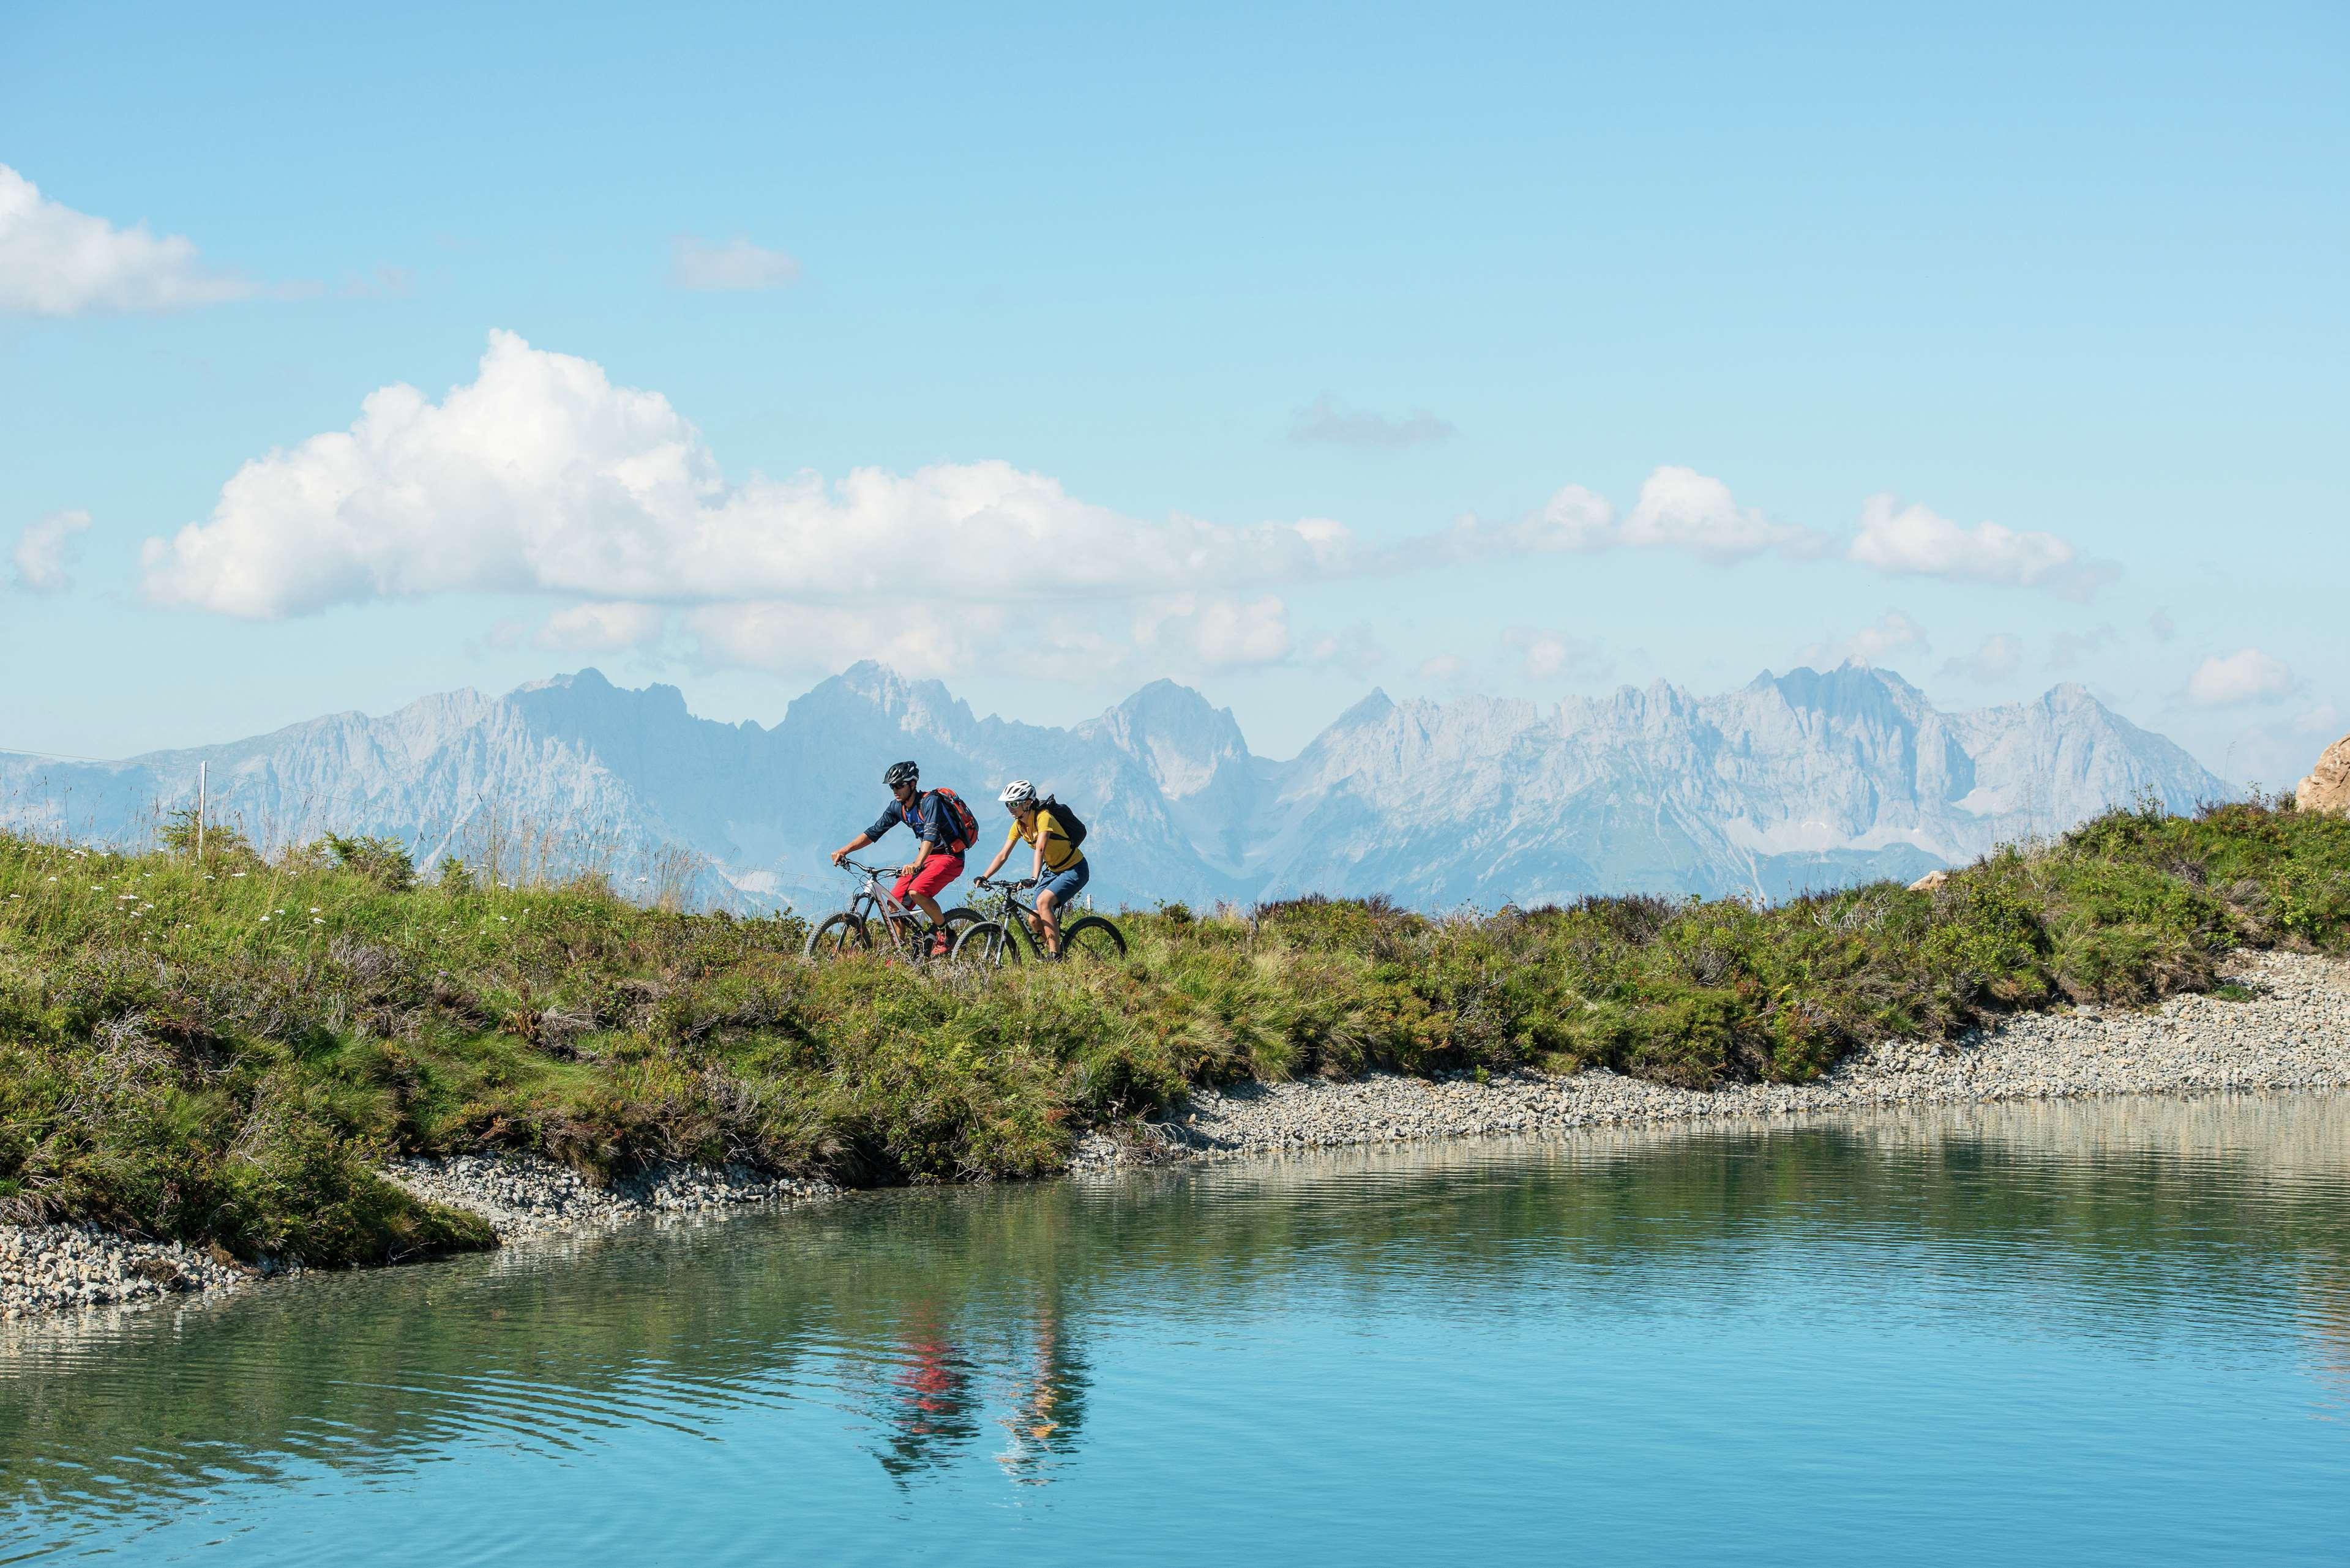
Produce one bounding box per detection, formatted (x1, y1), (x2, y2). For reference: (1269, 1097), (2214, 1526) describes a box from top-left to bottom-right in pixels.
(1040, 794), (1088, 849)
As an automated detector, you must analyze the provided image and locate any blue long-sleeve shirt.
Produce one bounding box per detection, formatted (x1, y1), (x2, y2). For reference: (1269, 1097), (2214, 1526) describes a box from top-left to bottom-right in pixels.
(866, 791), (957, 851)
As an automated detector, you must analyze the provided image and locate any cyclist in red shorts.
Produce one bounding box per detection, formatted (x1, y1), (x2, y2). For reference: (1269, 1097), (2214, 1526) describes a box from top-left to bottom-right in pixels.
(831, 760), (973, 957)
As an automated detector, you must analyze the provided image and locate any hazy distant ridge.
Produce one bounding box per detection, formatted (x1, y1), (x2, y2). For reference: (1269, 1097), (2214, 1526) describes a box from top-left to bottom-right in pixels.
(0, 663), (2225, 910)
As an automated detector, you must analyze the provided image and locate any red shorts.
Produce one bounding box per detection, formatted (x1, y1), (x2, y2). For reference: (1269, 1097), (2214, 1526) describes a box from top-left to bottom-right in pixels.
(893, 854), (964, 904)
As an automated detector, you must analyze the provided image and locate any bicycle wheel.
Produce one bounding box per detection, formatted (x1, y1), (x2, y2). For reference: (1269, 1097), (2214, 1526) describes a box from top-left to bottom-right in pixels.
(937, 905), (983, 950)
(1057, 916), (1127, 963)
(951, 919), (1023, 969)
(803, 912), (872, 960)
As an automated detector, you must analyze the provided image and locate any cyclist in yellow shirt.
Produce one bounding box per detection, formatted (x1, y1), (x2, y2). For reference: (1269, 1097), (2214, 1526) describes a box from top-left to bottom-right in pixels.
(978, 780), (1087, 958)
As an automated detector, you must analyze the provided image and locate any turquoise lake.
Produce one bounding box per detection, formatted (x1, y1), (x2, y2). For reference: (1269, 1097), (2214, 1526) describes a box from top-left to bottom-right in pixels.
(6, 1092), (2348, 1564)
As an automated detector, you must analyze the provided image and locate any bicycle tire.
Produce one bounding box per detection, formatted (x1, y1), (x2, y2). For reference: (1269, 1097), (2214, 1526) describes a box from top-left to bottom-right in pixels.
(803, 911), (872, 960)
(1056, 915), (1127, 963)
(951, 919), (1023, 969)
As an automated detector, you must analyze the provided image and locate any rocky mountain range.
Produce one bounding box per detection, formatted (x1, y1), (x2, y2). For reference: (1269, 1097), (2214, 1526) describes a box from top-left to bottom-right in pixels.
(0, 662), (2226, 911)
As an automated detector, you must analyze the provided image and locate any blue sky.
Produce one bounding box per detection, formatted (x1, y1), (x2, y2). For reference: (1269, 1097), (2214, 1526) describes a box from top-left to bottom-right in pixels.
(2, 0), (2343, 783)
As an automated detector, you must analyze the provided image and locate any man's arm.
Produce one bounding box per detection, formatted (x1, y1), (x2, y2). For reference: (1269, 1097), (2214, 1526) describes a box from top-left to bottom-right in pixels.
(832, 830), (875, 866)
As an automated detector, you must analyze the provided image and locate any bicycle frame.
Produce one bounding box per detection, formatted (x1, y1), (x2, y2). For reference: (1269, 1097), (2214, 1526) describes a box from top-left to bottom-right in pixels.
(839, 859), (940, 952)
(967, 878), (1052, 957)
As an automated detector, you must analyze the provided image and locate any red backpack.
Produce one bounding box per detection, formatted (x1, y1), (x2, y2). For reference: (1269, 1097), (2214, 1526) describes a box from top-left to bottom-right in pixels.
(926, 787), (979, 856)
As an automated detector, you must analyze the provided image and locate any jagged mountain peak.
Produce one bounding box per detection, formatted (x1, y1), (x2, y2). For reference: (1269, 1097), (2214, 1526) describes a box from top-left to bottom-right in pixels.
(793, 661), (975, 739)
(1081, 678), (1254, 805)
(1759, 662), (1930, 717)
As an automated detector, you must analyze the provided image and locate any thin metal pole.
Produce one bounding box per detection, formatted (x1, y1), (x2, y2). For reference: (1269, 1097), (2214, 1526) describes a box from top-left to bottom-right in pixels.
(196, 761), (206, 865)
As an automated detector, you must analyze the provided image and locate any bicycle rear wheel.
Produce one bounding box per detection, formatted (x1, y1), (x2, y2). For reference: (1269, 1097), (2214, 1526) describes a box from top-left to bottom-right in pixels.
(1057, 916), (1127, 963)
(803, 912), (871, 960)
(937, 905), (983, 952)
(951, 919), (1023, 969)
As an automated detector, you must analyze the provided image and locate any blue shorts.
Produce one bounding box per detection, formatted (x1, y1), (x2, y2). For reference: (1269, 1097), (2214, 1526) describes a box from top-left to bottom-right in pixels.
(1036, 859), (1090, 906)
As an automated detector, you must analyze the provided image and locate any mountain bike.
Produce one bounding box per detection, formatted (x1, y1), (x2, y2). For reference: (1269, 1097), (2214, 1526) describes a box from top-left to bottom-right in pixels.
(950, 876), (1128, 966)
(803, 858), (981, 965)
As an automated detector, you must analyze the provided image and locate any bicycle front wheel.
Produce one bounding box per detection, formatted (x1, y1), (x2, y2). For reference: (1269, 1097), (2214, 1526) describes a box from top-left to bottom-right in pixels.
(1057, 916), (1127, 963)
(951, 919), (1023, 969)
(803, 912), (871, 960)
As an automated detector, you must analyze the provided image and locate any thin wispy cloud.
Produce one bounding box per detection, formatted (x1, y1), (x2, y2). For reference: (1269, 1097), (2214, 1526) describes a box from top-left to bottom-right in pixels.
(1798, 609), (1930, 670)
(2048, 624), (2119, 670)
(669, 235), (803, 291)
(2185, 648), (2294, 708)
(535, 601), (667, 653)
(12, 509), (92, 592)
(1503, 627), (1610, 682)
(0, 164), (258, 316)
(1940, 632), (2023, 684)
(1289, 392), (1458, 450)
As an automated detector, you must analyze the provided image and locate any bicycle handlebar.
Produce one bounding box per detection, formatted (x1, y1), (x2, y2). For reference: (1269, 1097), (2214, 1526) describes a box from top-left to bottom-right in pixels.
(974, 875), (1037, 891)
(837, 857), (903, 877)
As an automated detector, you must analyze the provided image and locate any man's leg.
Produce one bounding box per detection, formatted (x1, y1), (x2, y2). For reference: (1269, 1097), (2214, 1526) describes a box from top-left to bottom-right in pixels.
(904, 856), (963, 954)
(889, 868), (924, 949)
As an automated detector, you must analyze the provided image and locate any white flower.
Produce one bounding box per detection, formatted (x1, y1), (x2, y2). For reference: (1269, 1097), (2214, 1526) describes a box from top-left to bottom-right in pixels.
(45, 876), (56, 883)
(233, 872), (248, 878)
(312, 917), (324, 925)
(309, 906), (320, 914)
(497, 915), (509, 922)
(260, 916), (271, 924)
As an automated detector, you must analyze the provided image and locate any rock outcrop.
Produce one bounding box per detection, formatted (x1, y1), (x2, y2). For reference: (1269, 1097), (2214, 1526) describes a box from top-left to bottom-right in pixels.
(2297, 733), (2350, 816)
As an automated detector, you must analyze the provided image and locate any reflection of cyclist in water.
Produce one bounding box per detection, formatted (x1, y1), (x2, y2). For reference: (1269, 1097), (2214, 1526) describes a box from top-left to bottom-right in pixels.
(996, 1297), (1090, 1483)
(877, 1310), (981, 1481)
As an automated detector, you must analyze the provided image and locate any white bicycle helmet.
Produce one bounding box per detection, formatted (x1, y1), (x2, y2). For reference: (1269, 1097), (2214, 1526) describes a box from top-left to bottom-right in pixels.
(998, 779), (1037, 807)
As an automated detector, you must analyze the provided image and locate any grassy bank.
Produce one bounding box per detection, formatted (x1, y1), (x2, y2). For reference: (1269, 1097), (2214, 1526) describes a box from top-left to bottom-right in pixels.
(2, 800), (2346, 1267)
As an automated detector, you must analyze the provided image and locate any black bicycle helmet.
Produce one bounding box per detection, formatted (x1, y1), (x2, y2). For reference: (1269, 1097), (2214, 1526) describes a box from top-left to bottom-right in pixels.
(883, 760), (920, 788)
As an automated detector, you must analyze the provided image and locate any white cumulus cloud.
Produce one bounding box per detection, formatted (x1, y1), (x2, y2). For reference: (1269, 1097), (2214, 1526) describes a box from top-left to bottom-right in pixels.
(140, 331), (1361, 620)
(0, 164), (256, 316)
(12, 509), (92, 593)
(669, 236), (802, 291)
(1621, 466), (1825, 561)
(1448, 468), (1822, 563)
(1848, 495), (2108, 599)
(2186, 648), (2294, 708)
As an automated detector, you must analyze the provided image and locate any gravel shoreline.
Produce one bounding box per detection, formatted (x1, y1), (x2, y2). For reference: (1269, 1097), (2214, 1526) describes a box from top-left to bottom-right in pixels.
(7, 950), (2345, 1320)
(381, 1154), (837, 1239)
(1, 1157), (839, 1322)
(1148, 949), (2350, 1159)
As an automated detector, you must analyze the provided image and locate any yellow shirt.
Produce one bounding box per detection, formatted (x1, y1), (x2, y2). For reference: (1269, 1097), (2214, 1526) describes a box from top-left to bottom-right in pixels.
(1006, 807), (1083, 871)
